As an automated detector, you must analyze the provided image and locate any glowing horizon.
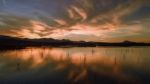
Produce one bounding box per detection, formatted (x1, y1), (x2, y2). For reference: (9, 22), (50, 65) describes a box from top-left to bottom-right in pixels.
(0, 0), (150, 42)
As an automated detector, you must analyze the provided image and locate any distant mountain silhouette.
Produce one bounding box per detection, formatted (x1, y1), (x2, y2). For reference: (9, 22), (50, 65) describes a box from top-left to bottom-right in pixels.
(0, 35), (150, 49)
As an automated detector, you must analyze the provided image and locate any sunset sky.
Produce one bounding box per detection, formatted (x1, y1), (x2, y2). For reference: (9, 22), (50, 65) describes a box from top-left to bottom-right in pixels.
(0, 0), (150, 42)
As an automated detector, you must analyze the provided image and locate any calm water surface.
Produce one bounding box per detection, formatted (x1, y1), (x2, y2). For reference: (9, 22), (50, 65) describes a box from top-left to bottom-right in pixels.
(0, 47), (150, 84)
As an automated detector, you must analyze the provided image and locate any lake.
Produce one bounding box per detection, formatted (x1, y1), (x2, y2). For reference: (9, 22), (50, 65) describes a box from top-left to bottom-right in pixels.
(0, 47), (150, 84)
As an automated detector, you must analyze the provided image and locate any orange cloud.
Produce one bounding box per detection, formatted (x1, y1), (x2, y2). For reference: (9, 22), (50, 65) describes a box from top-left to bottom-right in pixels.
(54, 19), (67, 25)
(0, 0), (148, 42)
(67, 5), (87, 21)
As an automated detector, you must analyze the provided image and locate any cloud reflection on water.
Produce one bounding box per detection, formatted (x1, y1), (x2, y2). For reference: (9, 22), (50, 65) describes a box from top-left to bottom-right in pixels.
(0, 47), (150, 84)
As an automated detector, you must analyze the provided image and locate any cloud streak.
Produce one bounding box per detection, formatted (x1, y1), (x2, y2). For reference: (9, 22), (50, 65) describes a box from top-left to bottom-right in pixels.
(0, 0), (149, 42)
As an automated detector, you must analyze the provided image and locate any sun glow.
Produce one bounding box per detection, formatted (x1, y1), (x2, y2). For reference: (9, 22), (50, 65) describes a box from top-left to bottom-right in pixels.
(0, 0), (149, 42)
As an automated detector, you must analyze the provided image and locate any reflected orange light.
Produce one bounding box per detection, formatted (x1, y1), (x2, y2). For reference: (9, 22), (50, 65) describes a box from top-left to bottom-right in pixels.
(1, 47), (142, 70)
(0, 47), (145, 83)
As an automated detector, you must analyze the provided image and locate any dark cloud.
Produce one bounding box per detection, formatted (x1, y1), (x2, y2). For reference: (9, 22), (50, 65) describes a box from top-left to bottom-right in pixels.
(0, 0), (149, 42)
(0, 14), (31, 32)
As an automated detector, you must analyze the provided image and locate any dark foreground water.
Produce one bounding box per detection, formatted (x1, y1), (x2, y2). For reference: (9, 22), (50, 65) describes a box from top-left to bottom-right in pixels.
(0, 47), (150, 84)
